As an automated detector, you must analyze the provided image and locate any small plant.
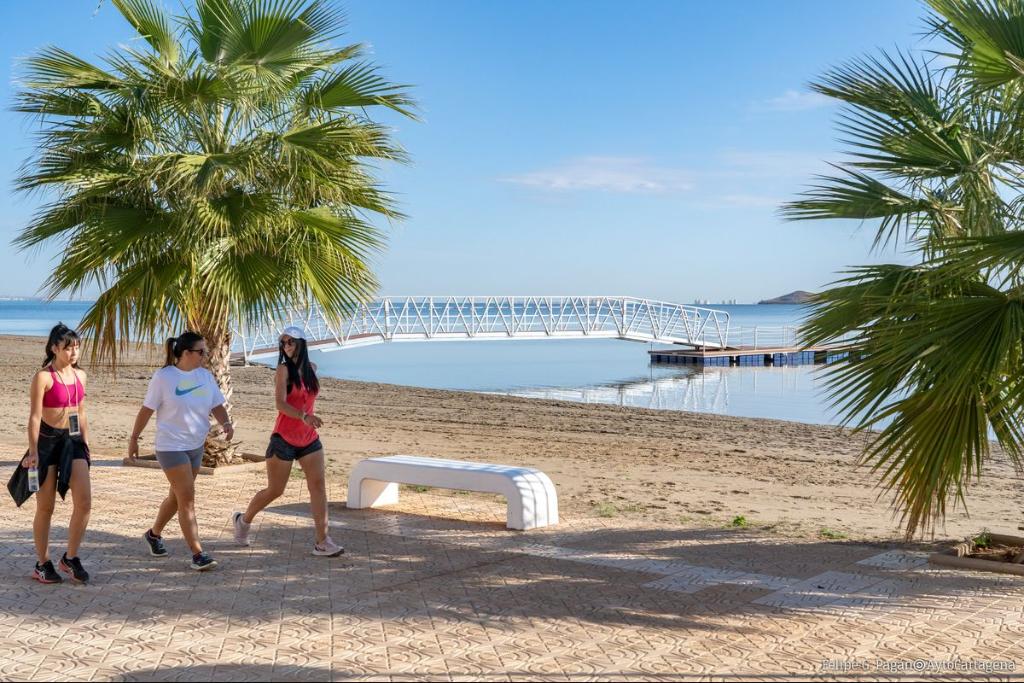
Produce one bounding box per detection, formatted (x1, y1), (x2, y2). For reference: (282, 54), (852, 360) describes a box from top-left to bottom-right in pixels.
(972, 530), (992, 549)
(819, 528), (847, 540)
(594, 502), (618, 518)
(412, 485), (430, 493)
(730, 515), (749, 528)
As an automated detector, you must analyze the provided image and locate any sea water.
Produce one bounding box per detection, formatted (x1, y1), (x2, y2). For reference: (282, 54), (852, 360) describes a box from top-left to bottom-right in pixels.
(0, 300), (843, 426)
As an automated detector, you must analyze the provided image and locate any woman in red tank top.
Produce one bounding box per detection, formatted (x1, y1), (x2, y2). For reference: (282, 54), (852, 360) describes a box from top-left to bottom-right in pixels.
(232, 326), (343, 557)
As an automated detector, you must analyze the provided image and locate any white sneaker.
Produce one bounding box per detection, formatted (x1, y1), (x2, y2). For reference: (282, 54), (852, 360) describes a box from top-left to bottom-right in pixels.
(312, 536), (344, 557)
(232, 511), (251, 547)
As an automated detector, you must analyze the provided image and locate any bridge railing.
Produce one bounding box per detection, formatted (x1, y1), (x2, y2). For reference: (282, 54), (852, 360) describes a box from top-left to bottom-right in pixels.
(724, 325), (858, 350)
(231, 296), (732, 361)
(726, 326), (799, 349)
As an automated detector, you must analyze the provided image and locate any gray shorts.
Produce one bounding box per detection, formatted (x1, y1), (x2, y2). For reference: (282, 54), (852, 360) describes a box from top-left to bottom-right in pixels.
(155, 447), (204, 470)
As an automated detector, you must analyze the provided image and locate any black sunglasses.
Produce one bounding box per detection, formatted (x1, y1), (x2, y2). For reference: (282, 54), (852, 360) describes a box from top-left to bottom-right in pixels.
(186, 347), (207, 356)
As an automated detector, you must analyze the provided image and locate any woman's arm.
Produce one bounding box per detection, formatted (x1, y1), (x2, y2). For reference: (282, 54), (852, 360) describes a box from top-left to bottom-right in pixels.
(210, 404), (234, 441)
(274, 365), (303, 418)
(76, 369), (89, 447)
(127, 407), (154, 460)
(23, 371), (49, 467)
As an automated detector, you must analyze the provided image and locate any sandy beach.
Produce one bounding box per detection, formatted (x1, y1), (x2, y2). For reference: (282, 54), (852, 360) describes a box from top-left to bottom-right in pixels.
(1, 334), (1020, 542)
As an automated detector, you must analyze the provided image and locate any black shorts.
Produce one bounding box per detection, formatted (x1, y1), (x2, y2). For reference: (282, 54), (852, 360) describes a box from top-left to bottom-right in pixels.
(265, 433), (323, 461)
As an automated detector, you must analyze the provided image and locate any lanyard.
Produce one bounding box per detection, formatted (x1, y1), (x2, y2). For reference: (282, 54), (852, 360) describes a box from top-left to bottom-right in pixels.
(54, 366), (78, 408)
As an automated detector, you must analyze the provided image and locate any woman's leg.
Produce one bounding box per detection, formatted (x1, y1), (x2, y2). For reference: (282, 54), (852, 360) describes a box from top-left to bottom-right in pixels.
(163, 464), (203, 554)
(297, 450), (328, 544)
(33, 465), (58, 563)
(151, 485), (178, 537)
(242, 456), (293, 524)
(66, 459), (91, 558)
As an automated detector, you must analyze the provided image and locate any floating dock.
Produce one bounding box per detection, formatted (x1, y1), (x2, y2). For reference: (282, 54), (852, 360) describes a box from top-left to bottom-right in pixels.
(649, 344), (848, 366)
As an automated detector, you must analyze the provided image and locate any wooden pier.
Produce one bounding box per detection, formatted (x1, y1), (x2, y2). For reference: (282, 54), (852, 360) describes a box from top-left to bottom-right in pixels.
(649, 344), (847, 366)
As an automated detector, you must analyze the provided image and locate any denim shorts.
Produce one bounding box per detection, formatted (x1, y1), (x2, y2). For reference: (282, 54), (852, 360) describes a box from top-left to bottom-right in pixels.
(155, 447), (204, 470)
(265, 433), (323, 461)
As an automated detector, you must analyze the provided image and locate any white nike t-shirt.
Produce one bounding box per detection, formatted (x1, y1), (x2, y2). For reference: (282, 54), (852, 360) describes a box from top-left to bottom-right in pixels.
(143, 366), (226, 451)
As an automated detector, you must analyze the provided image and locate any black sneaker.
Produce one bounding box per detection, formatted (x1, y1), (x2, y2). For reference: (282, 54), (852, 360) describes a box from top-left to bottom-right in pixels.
(190, 552), (217, 572)
(33, 560), (62, 584)
(144, 529), (167, 557)
(59, 553), (89, 583)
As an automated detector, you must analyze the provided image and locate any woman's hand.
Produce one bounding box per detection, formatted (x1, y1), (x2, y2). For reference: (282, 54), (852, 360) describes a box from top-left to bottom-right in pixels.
(222, 422), (234, 441)
(21, 451), (38, 469)
(303, 413), (324, 429)
(127, 435), (140, 461)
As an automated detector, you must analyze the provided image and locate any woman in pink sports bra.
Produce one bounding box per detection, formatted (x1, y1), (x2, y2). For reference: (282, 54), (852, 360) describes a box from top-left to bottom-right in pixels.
(22, 323), (92, 584)
(232, 326), (343, 557)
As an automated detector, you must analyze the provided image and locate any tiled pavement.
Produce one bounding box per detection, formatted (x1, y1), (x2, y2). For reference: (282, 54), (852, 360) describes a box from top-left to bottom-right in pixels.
(0, 457), (1022, 681)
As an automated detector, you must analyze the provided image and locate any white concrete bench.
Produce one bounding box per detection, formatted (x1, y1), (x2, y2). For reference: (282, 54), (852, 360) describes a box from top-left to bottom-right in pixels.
(346, 455), (559, 530)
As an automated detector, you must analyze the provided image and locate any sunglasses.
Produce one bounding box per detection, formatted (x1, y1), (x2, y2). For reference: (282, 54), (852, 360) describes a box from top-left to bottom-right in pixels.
(186, 347), (207, 356)
(280, 338), (298, 347)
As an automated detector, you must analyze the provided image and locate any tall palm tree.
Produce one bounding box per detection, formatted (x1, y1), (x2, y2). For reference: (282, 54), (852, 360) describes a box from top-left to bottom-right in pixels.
(14, 0), (414, 463)
(782, 0), (1024, 536)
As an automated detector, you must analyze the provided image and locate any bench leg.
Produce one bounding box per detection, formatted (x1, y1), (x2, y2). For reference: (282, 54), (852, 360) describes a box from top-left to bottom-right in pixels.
(348, 478), (399, 509)
(506, 476), (560, 530)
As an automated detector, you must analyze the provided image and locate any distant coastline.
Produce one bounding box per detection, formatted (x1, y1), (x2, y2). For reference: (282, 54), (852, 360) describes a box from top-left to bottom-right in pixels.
(758, 290), (815, 305)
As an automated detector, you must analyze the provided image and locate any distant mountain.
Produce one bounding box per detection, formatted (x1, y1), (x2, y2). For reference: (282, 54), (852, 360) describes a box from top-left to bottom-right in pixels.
(758, 290), (815, 305)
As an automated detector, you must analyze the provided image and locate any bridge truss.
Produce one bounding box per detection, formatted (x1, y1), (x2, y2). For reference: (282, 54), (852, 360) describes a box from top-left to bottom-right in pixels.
(231, 296), (731, 362)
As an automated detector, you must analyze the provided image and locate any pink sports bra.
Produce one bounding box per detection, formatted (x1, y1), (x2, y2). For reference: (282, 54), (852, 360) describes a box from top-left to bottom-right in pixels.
(42, 367), (84, 408)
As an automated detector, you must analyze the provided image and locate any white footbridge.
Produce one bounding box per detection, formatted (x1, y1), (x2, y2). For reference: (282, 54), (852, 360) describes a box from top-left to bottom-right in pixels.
(231, 296), (730, 362)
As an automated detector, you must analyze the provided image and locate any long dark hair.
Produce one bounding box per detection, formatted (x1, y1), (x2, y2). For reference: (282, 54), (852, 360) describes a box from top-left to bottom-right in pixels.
(165, 331), (204, 367)
(278, 338), (319, 394)
(43, 323), (82, 369)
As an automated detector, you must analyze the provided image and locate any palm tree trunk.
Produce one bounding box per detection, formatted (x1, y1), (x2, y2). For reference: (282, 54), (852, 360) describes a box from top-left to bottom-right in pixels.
(202, 327), (239, 466)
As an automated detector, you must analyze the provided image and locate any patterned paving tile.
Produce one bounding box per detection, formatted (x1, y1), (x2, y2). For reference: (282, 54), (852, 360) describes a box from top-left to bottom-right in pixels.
(0, 463), (1022, 680)
(855, 550), (931, 571)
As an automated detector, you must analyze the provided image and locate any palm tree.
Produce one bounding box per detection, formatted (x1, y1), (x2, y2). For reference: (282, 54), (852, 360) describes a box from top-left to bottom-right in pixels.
(782, 0), (1024, 536)
(14, 0), (415, 463)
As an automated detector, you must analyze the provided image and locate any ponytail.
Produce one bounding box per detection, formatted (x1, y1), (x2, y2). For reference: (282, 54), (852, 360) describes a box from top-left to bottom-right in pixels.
(164, 331), (204, 367)
(164, 337), (178, 367)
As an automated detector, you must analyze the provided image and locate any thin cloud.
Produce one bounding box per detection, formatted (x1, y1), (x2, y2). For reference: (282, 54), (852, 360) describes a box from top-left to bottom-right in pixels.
(715, 193), (784, 208)
(715, 149), (835, 179)
(501, 156), (693, 194)
(758, 89), (834, 112)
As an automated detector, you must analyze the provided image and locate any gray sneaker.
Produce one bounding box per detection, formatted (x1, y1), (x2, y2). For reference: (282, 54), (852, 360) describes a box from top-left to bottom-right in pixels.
(312, 536), (344, 557)
(232, 511), (251, 547)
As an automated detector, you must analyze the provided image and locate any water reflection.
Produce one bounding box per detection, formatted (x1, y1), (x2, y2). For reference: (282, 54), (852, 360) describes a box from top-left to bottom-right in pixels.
(503, 364), (840, 426)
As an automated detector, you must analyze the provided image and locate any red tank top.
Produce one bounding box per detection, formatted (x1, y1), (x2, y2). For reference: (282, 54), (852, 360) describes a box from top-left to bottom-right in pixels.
(274, 380), (318, 447)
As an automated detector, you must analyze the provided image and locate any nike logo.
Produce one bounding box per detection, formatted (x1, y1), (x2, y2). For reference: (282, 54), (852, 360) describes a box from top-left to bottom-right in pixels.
(175, 385), (202, 396)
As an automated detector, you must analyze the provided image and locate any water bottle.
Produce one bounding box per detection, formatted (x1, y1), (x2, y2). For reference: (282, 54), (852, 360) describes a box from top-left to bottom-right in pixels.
(27, 466), (39, 493)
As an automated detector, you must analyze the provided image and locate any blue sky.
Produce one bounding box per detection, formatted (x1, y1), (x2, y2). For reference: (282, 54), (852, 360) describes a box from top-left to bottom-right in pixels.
(0, 0), (925, 302)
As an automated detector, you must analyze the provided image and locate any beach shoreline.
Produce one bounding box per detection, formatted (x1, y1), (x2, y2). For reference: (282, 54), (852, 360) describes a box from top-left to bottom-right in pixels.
(1, 334), (1019, 542)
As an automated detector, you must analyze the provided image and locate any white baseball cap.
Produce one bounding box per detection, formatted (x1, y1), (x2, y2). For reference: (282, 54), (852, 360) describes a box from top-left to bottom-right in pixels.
(280, 325), (307, 341)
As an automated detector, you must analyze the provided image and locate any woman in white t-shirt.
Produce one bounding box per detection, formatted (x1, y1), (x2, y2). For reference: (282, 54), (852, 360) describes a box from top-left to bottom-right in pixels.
(127, 332), (234, 571)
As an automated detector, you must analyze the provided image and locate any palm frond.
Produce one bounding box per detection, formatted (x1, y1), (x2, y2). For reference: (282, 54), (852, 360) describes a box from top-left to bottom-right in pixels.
(926, 0), (1024, 89)
(111, 0), (181, 64)
(800, 265), (1024, 536)
(780, 166), (945, 249)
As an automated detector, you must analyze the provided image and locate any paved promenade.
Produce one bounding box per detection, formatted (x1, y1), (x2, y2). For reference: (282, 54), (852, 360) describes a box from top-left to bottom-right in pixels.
(0, 456), (1021, 681)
